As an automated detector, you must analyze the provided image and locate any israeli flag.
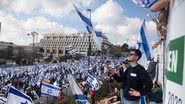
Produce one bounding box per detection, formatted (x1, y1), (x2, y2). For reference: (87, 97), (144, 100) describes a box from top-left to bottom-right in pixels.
(73, 4), (102, 50)
(1, 85), (10, 91)
(94, 31), (102, 50)
(0, 96), (7, 104)
(139, 20), (151, 61)
(73, 4), (93, 30)
(41, 82), (60, 97)
(86, 74), (100, 90)
(6, 86), (33, 104)
(132, 0), (158, 8)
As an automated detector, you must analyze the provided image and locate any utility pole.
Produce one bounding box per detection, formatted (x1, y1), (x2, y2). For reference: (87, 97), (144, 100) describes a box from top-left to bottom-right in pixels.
(27, 31), (38, 64)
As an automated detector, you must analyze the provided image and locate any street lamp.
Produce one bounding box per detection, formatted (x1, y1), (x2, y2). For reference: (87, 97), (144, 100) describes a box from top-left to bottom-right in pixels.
(27, 31), (38, 64)
(87, 9), (91, 68)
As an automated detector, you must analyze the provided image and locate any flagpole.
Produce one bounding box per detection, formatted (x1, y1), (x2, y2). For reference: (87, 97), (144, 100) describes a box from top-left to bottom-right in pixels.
(162, 40), (166, 87)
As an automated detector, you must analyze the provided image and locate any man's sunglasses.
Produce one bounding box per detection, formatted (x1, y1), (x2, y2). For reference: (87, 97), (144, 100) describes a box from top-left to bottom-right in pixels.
(128, 53), (135, 56)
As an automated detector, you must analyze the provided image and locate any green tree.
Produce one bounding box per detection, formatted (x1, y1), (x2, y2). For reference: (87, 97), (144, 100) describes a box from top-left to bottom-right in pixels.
(15, 47), (27, 65)
(5, 46), (14, 60)
(0, 49), (6, 59)
(59, 54), (72, 62)
(121, 43), (129, 52)
(24, 51), (33, 64)
(95, 80), (119, 101)
(109, 45), (122, 58)
(0, 46), (15, 60)
(44, 53), (53, 62)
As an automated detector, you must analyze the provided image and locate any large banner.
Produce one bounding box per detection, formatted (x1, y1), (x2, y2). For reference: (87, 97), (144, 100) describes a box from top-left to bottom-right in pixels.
(164, 0), (185, 104)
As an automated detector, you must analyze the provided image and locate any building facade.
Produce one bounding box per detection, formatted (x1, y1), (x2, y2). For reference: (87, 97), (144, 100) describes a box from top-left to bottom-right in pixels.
(39, 32), (111, 59)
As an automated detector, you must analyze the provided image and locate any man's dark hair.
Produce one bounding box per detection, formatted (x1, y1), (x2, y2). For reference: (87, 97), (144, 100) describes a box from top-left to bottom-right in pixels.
(129, 49), (142, 60)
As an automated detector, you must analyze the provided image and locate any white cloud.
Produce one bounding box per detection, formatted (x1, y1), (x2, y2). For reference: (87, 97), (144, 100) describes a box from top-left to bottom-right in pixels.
(0, 11), (77, 45)
(40, 0), (99, 18)
(40, 0), (74, 17)
(0, 0), (99, 18)
(92, 0), (157, 47)
(78, 0), (97, 7)
(0, 0), (39, 14)
(0, 0), (157, 47)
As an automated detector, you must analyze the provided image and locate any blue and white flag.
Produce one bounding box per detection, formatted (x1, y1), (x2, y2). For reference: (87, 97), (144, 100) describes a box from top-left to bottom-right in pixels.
(73, 4), (93, 33)
(75, 94), (89, 104)
(132, 0), (158, 8)
(1, 85), (10, 91)
(139, 20), (151, 61)
(0, 96), (7, 104)
(74, 4), (102, 50)
(94, 31), (102, 50)
(41, 82), (60, 97)
(6, 86), (33, 104)
(86, 74), (100, 91)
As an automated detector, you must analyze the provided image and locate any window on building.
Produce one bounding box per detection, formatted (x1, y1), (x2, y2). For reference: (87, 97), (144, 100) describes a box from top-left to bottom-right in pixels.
(47, 49), (50, 53)
(59, 50), (63, 54)
(53, 49), (56, 53)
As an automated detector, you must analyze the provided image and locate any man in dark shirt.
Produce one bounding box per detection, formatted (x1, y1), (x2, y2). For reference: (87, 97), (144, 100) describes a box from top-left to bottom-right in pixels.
(110, 49), (153, 104)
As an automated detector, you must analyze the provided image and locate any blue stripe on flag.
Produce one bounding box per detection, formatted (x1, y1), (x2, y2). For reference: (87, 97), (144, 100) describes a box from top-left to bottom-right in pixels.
(88, 75), (95, 80)
(132, 0), (158, 8)
(95, 31), (102, 37)
(86, 26), (92, 34)
(74, 94), (87, 100)
(74, 5), (93, 27)
(140, 20), (151, 61)
(147, 0), (158, 8)
(9, 87), (32, 103)
(42, 83), (60, 90)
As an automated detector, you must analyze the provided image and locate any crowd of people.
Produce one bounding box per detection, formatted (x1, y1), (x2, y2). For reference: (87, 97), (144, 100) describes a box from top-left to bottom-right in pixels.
(0, 55), (125, 103)
(0, 49), (162, 104)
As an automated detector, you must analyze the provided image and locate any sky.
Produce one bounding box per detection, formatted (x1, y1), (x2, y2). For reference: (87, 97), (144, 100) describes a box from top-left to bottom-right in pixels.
(0, 0), (159, 47)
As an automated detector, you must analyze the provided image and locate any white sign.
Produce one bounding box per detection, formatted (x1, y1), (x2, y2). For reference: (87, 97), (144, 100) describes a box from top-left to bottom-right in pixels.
(164, 0), (185, 104)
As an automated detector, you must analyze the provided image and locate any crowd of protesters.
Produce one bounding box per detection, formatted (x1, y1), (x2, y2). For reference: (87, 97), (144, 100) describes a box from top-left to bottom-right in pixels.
(0, 49), (163, 104)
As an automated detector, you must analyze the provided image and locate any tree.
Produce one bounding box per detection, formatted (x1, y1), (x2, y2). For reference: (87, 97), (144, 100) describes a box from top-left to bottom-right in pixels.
(6, 46), (15, 60)
(95, 80), (119, 101)
(109, 45), (122, 58)
(121, 43), (129, 52)
(39, 47), (44, 53)
(0, 46), (14, 60)
(45, 53), (53, 62)
(0, 49), (6, 59)
(15, 47), (27, 65)
(59, 54), (72, 62)
(24, 51), (33, 64)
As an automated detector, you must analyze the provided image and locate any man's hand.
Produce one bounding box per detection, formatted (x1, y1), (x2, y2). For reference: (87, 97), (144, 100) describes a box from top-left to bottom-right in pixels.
(128, 88), (141, 97)
(109, 69), (115, 76)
